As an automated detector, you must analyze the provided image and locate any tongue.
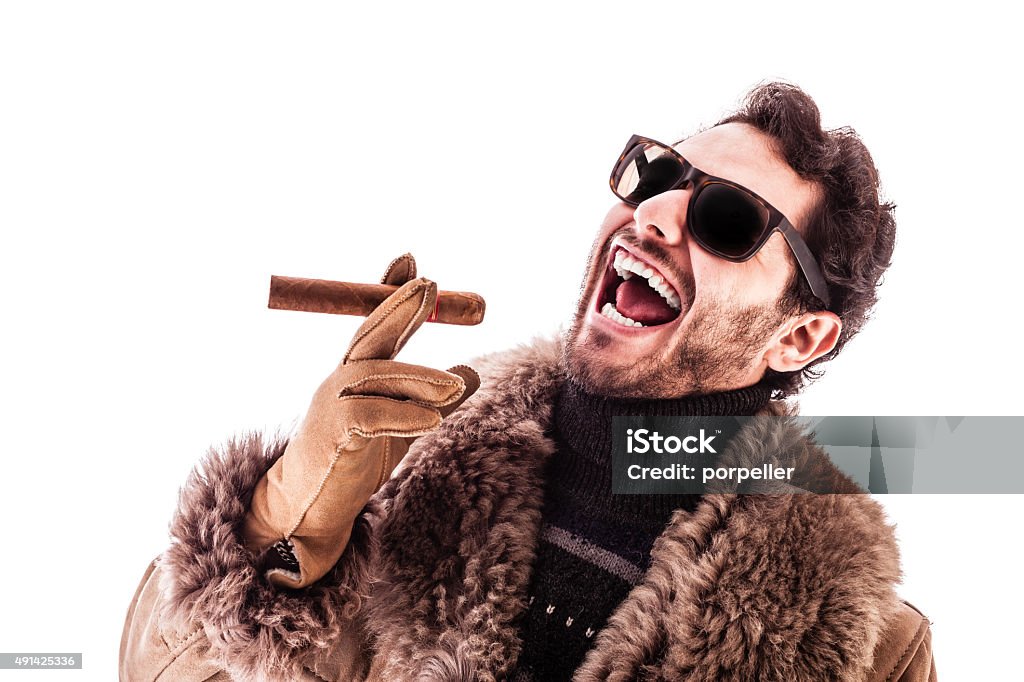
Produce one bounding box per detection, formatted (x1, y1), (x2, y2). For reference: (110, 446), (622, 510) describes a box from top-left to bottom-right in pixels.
(615, 278), (679, 325)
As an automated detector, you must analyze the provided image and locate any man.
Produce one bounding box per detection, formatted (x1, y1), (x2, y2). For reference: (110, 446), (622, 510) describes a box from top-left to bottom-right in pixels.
(120, 83), (936, 681)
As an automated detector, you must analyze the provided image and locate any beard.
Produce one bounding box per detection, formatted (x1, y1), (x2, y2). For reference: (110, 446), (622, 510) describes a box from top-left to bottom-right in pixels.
(562, 254), (788, 398)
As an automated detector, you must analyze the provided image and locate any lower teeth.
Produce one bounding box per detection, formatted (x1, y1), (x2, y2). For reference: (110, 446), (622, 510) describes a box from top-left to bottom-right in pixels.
(601, 302), (644, 327)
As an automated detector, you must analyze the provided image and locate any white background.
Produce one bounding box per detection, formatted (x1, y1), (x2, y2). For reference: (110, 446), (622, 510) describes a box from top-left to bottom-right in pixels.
(1, 2), (1021, 679)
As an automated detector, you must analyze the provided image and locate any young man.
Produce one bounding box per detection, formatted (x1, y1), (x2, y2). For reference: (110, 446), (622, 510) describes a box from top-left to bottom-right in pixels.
(120, 83), (936, 681)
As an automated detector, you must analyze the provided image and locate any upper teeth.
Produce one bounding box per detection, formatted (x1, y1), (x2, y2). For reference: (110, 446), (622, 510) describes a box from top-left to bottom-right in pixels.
(613, 249), (681, 310)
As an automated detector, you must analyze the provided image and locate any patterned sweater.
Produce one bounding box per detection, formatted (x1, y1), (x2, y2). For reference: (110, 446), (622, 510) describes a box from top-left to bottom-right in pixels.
(510, 380), (771, 681)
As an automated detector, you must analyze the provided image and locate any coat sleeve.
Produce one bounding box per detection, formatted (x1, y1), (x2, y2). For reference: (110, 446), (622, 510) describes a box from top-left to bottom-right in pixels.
(867, 601), (937, 682)
(119, 433), (381, 682)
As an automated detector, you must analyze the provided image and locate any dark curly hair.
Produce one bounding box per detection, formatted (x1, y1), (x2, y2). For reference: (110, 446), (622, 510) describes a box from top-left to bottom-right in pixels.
(717, 82), (896, 397)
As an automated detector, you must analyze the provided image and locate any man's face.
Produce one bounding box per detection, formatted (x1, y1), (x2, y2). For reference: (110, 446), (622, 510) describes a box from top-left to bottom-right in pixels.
(564, 122), (821, 398)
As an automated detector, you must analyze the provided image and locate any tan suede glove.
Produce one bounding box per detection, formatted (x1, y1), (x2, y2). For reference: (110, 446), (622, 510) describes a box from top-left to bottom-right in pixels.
(242, 254), (480, 589)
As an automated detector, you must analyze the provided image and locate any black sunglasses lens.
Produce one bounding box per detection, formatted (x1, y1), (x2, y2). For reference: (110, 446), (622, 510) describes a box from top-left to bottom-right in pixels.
(612, 142), (685, 204)
(690, 183), (770, 259)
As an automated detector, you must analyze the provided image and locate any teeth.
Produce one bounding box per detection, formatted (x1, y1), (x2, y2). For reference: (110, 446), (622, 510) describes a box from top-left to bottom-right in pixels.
(601, 302), (645, 327)
(612, 251), (633, 280)
(610, 248), (682, 311)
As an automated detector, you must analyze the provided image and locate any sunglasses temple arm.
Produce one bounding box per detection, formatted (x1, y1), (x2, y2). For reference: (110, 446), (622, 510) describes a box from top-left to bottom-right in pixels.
(777, 222), (831, 309)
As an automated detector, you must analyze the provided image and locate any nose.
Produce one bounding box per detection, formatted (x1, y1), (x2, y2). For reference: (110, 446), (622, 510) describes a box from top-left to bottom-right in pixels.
(631, 189), (688, 247)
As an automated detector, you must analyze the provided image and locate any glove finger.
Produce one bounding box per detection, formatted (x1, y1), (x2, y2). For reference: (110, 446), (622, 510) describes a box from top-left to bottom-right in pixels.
(439, 365), (480, 418)
(342, 277), (437, 364)
(335, 359), (467, 407)
(380, 253), (417, 286)
(338, 395), (442, 440)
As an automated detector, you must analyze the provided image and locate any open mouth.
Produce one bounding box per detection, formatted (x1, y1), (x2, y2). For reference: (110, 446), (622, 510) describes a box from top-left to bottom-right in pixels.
(595, 244), (683, 328)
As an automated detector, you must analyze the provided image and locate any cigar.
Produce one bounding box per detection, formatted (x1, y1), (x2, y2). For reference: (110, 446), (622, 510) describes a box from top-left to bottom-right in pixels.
(268, 275), (486, 326)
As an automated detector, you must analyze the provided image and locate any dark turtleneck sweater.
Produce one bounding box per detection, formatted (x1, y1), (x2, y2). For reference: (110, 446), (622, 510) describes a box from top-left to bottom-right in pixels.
(509, 380), (772, 681)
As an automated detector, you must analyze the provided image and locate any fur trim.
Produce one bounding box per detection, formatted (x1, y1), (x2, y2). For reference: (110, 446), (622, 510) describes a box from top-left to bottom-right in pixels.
(366, 337), (563, 681)
(158, 433), (379, 680)
(370, 337), (899, 681)
(157, 336), (902, 681)
(575, 493), (900, 681)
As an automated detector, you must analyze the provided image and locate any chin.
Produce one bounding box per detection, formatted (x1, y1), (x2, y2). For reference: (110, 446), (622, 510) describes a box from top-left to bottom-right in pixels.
(564, 305), (698, 399)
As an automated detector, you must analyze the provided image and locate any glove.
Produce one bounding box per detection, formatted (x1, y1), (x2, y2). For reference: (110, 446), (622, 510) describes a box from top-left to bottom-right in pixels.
(242, 254), (480, 589)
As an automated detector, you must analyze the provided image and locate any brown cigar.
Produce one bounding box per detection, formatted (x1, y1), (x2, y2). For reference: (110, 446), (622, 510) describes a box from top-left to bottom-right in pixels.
(268, 275), (486, 326)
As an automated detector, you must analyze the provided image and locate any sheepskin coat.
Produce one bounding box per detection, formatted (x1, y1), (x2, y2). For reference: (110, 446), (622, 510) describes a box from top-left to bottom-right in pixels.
(120, 337), (935, 681)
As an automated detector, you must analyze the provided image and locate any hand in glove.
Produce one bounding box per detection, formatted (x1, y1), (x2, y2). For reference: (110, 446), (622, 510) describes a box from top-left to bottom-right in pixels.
(242, 254), (479, 589)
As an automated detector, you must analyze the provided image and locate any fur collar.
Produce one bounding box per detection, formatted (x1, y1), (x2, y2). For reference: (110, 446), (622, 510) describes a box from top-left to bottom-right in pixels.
(365, 337), (900, 681)
(160, 336), (901, 681)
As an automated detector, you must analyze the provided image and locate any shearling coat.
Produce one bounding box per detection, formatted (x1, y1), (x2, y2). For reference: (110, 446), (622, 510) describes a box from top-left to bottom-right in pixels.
(120, 337), (936, 681)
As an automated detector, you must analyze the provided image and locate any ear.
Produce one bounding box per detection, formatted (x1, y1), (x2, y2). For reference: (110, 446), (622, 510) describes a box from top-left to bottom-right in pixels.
(763, 311), (842, 373)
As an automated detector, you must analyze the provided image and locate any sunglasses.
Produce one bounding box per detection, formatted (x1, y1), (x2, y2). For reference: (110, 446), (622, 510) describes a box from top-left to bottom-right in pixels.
(610, 134), (831, 309)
